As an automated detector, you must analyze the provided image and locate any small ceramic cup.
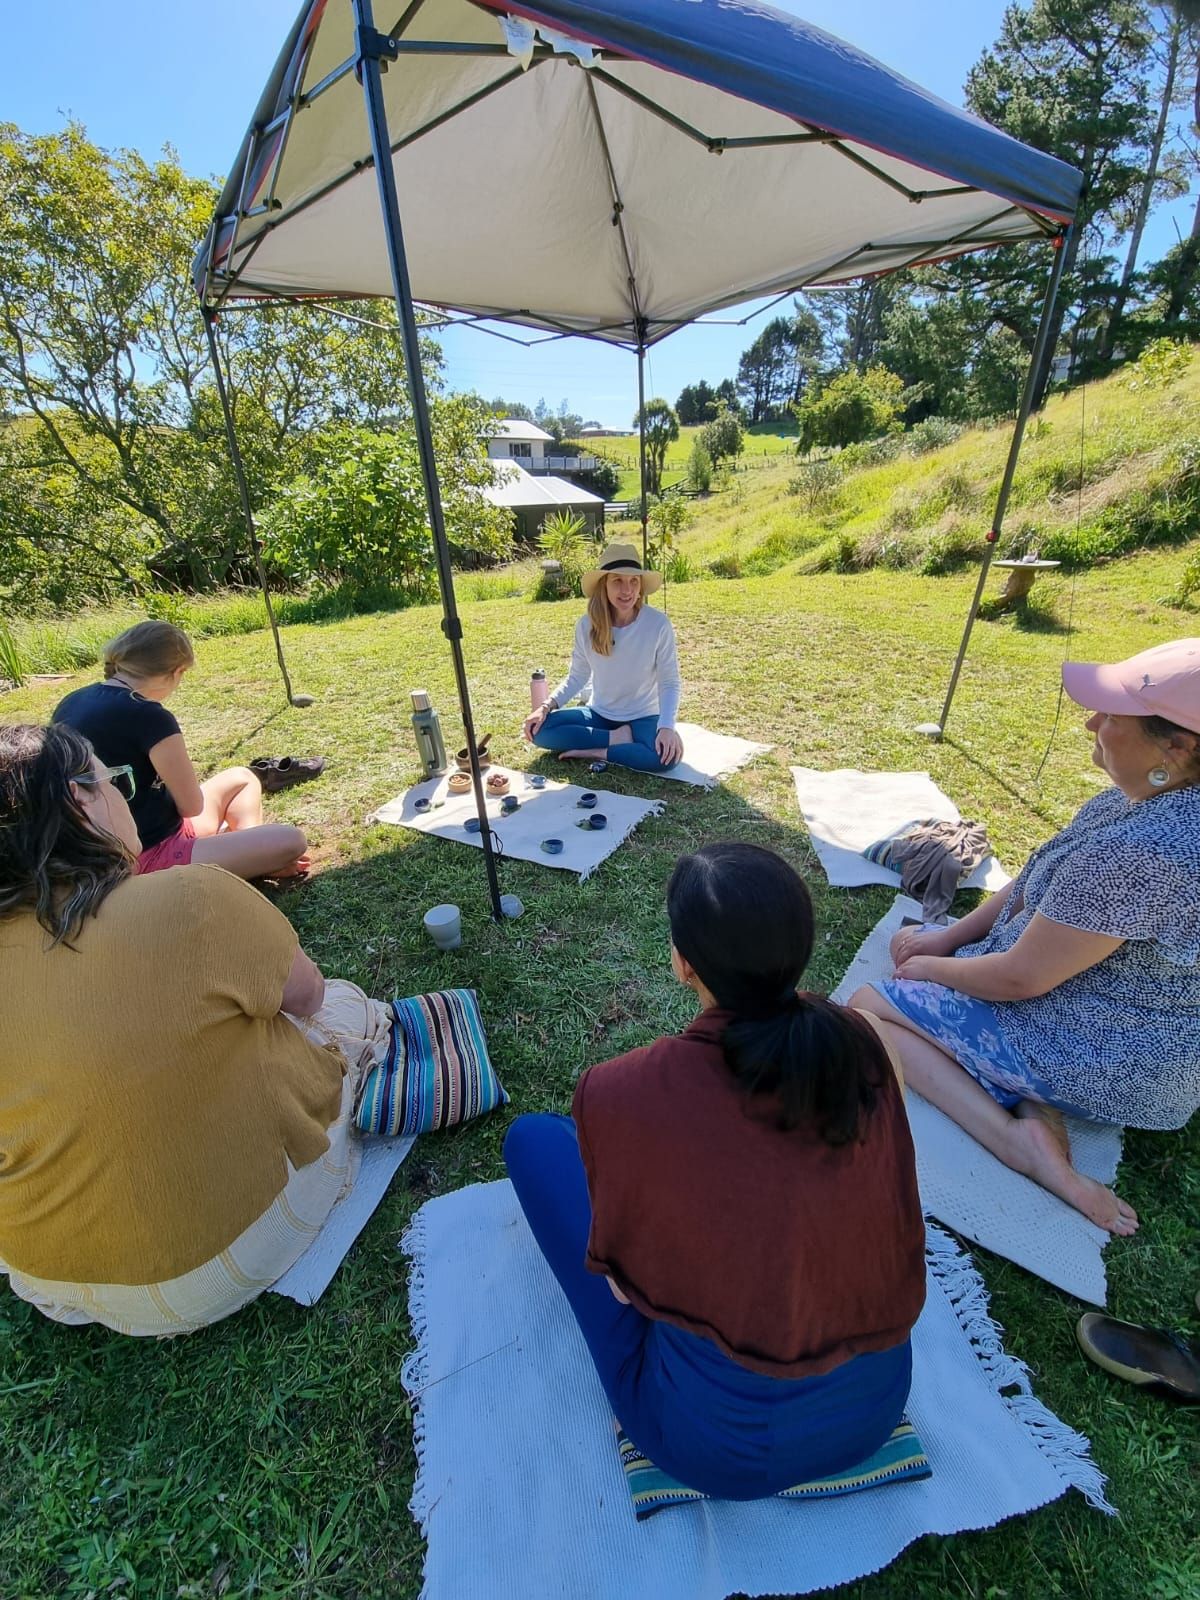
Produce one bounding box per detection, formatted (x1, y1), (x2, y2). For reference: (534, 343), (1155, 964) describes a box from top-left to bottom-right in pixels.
(528, 773), (547, 790)
(464, 816), (482, 835)
(540, 837), (564, 855)
(423, 904), (462, 951)
(577, 792), (597, 809)
(500, 794), (520, 814)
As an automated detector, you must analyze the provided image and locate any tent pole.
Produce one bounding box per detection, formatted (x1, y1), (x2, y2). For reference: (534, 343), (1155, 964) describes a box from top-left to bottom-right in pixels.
(201, 308), (310, 709)
(920, 231), (1070, 741)
(353, 1), (504, 921)
(636, 339), (649, 569)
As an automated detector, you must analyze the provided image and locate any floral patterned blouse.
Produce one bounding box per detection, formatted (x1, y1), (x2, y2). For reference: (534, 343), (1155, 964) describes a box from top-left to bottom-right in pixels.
(957, 784), (1200, 1129)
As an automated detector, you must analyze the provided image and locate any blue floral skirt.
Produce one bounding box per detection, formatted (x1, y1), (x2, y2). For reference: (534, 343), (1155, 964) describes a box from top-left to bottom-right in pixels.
(870, 978), (1091, 1117)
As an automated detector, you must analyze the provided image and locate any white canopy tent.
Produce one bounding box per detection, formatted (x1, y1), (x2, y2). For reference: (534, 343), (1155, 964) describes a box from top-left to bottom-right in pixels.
(196, 0), (1082, 918)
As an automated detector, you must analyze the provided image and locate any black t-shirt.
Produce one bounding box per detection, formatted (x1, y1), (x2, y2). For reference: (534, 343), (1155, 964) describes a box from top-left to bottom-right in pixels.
(53, 682), (184, 849)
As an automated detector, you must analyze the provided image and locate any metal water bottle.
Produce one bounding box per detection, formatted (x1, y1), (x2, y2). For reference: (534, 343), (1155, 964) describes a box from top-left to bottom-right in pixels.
(530, 668), (548, 710)
(410, 689), (448, 776)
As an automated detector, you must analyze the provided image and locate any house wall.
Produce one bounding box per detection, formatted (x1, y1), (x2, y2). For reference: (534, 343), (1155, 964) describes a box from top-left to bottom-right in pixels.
(486, 438), (547, 461)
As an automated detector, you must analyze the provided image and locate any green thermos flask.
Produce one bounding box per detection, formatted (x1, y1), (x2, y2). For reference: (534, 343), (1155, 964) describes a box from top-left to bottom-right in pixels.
(410, 689), (448, 776)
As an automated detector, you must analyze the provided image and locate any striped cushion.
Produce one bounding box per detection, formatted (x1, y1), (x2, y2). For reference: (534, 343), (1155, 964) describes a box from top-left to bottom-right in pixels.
(617, 1418), (931, 1521)
(354, 989), (507, 1136)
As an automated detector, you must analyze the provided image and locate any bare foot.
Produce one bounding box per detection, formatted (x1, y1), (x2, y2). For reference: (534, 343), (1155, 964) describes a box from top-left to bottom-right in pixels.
(1004, 1115), (1138, 1235)
(556, 748), (606, 761)
(275, 854), (311, 879)
(1015, 1099), (1071, 1162)
(607, 724), (633, 746)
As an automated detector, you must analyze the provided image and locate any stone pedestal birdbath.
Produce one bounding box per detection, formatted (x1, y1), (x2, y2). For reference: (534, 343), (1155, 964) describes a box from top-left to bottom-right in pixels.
(993, 556), (1061, 605)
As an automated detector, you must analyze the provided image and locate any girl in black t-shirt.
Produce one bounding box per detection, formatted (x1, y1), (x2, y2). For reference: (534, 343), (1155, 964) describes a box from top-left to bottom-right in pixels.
(54, 622), (308, 879)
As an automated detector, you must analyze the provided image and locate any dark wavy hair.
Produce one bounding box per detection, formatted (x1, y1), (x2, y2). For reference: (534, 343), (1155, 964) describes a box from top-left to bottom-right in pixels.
(0, 724), (134, 947)
(667, 842), (889, 1145)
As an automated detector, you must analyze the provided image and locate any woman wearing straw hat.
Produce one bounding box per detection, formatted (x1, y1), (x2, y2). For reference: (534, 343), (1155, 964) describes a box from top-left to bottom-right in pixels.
(523, 542), (684, 771)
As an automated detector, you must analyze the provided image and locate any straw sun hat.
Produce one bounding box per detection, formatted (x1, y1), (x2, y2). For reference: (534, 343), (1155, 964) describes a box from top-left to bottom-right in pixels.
(581, 542), (663, 599)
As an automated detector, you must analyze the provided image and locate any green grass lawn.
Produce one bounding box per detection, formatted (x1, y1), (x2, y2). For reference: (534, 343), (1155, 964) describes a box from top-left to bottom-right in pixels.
(2, 552), (1198, 1598)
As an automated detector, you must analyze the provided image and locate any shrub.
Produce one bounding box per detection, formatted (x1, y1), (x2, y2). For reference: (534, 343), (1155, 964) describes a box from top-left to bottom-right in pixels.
(535, 510), (592, 599)
(708, 552), (744, 579)
(687, 439), (714, 494)
(700, 406), (745, 467)
(260, 419), (511, 601)
(838, 433), (904, 470)
(794, 366), (905, 452)
(647, 493), (694, 574)
(0, 622), (27, 687)
(906, 416), (964, 454)
(1122, 337), (1193, 393)
(788, 456), (845, 512)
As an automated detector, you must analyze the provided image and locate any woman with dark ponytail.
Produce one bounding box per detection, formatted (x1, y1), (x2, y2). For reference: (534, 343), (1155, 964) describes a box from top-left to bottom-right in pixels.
(504, 842), (926, 1500)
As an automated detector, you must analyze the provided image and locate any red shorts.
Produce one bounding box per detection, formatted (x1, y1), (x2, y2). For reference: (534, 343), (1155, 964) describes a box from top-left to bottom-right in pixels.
(136, 817), (197, 874)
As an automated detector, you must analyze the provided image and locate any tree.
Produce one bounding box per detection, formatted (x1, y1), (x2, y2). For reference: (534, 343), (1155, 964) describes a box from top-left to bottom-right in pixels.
(0, 121), (445, 602)
(1100, 4), (1191, 359)
(260, 401), (511, 598)
(485, 396), (534, 421)
(699, 404), (745, 466)
(794, 367), (905, 452)
(735, 311), (825, 422)
(713, 378), (741, 414)
(633, 397), (679, 496)
(676, 380), (717, 425)
(960, 0), (1157, 404)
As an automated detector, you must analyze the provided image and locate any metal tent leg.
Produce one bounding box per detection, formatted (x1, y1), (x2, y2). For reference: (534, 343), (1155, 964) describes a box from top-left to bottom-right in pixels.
(920, 232), (1070, 740)
(202, 310), (311, 709)
(354, 0), (503, 920)
(637, 340), (649, 569)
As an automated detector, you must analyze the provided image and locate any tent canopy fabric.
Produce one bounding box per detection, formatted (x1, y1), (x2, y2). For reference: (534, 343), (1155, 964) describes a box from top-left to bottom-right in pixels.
(195, 0), (1081, 346)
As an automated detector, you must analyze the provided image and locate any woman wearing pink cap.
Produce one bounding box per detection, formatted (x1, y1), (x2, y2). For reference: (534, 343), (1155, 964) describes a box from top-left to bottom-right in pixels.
(852, 639), (1200, 1235)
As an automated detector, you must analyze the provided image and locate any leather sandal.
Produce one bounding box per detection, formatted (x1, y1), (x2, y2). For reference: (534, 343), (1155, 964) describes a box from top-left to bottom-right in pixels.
(486, 771), (510, 797)
(1075, 1312), (1200, 1403)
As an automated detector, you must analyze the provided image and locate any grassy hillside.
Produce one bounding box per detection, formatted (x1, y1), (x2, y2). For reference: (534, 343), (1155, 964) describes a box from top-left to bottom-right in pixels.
(647, 354), (1200, 584)
(594, 419), (801, 499)
(2, 554), (1196, 1598)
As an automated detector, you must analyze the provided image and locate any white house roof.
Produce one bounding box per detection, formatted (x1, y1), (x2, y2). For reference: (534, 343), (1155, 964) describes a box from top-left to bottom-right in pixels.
(487, 419), (556, 443)
(482, 462), (604, 510)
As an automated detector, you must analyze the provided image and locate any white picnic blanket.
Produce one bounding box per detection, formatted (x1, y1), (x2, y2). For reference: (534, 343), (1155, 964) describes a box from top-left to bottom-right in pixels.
(401, 1180), (1110, 1600)
(831, 895), (1123, 1306)
(271, 1134), (415, 1305)
(652, 722), (771, 788)
(371, 771), (662, 879)
(792, 767), (1009, 891)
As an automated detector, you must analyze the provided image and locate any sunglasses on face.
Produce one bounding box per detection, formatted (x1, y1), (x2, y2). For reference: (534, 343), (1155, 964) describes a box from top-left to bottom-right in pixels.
(74, 764), (136, 803)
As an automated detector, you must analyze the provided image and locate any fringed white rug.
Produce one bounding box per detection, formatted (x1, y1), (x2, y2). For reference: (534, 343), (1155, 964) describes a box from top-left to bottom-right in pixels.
(832, 895), (1123, 1306)
(370, 771), (662, 880)
(401, 1180), (1110, 1600)
(792, 766), (1009, 891)
(271, 1135), (415, 1305)
(649, 723), (771, 788)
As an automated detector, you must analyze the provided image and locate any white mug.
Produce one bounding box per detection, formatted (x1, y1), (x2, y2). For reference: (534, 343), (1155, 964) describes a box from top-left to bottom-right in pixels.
(423, 903), (463, 951)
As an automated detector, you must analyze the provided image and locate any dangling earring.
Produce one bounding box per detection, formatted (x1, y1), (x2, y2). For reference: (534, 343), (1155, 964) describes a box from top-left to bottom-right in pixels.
(1148, 766), (1171, 788)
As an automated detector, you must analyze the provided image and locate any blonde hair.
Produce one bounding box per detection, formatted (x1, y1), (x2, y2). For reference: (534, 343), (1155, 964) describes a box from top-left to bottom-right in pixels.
(587, 578), (644, 656)
(102, 621), (195, 681)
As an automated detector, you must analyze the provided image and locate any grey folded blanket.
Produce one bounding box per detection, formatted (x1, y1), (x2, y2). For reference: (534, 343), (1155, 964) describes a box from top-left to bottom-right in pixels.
(863, 818), (991, 921)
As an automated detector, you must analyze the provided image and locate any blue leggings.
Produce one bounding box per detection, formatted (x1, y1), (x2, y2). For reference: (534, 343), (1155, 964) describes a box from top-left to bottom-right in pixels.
(531, 708), (677, 772)
(503, 1113), (912, 1499)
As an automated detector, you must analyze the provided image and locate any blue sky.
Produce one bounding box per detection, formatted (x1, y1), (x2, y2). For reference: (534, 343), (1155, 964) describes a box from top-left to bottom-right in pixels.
(3, 1), (1194, 426)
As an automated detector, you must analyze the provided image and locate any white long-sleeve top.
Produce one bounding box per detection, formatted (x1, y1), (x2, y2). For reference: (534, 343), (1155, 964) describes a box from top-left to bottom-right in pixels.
(551, 606), (681, 727)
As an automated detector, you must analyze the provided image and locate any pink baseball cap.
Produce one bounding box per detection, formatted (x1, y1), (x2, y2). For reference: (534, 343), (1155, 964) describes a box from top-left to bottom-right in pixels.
(1062, 639), (1200, 734)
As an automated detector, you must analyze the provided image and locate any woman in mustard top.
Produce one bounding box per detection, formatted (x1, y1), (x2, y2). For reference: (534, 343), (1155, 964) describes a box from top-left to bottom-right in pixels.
(0, 723), (392, 1336)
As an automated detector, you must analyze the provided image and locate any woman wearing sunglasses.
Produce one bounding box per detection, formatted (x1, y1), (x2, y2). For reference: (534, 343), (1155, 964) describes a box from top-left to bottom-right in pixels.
(53, 620), (307, 879)
(0, 723), (391, 1335)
